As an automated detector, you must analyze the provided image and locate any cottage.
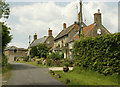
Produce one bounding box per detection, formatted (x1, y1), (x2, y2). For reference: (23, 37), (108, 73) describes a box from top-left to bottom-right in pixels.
(68, 9), (110, 59)
(27, 28), (54, 56)
(53, 13), (87, 58)
(4, 46), (27, 61)
(52, 9), (110, 59)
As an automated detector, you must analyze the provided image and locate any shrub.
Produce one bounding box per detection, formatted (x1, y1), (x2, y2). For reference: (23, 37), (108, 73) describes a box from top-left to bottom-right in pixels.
(46, 59), (52, 66)
(24, 56), (29, 62)
(64, 62), (69, 67)
(30, 46), (38, 58)
(36, 59), (41, 64)
(33, 56), (39, 61)
(2, 54), (8, 67)
(37, 43), (49, 58)
(47, 52), (64, 60)
(73, 33), (120, 75)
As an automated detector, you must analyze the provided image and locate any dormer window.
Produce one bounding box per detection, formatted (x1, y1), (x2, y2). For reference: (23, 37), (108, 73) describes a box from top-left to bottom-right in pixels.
(97, 28), (102, 35)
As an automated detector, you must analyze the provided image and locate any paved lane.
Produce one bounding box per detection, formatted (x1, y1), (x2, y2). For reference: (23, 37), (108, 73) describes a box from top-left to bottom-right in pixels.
(7, 62), (64, 85)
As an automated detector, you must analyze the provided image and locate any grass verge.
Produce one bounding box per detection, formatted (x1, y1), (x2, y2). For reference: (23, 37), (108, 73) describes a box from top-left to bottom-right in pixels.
(51, 67), (119, 86)
(2, 63), (12, 82)
(14, 61), (50, 68)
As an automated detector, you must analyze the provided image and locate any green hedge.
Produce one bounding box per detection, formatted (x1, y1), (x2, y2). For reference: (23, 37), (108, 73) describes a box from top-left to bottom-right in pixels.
(73, 33), (120, 75)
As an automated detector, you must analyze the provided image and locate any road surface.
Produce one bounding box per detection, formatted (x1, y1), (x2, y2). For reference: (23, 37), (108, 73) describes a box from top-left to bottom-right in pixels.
(7, 62), (64, 85)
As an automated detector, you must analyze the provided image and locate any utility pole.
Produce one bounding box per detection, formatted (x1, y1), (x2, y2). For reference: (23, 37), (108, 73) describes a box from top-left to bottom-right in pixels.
(29, 35), (31, 46)
(79, 0), (84, 39)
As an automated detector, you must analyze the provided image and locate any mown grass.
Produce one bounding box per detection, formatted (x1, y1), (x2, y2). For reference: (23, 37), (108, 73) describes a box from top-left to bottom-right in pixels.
(51, 67), (119, 86)
(14, 61), (50, 68)
(2, 63), (12, 81)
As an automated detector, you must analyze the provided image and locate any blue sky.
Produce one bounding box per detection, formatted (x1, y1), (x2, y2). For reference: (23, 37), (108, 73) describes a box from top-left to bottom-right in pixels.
(2, 1), (118, 49)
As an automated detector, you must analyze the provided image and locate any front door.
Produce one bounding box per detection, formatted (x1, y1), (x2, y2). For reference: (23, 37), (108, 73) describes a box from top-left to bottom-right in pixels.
(14, 57), (17, 61)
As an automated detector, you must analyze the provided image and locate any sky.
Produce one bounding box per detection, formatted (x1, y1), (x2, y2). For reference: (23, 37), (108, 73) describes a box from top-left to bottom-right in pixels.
(1, 1), (118, 49)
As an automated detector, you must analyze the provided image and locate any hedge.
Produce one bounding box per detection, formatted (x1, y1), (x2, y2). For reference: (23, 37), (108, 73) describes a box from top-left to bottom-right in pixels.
(73, 33), (120, 75)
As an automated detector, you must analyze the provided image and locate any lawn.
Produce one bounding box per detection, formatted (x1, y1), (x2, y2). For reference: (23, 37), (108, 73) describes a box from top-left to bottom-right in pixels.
(14, 61), (50, 68)
(2, 63), (12, 85)
(51, 67), (119, 86)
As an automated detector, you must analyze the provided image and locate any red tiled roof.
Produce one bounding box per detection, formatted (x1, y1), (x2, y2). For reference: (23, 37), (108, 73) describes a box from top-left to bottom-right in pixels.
(73, 34), (79, 41)
(83, 23), (95, 35)
(73, 23), (95, 41)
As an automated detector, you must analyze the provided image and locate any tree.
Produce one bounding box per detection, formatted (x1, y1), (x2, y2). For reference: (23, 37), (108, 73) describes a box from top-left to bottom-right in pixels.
(2, 23), (12, 66)
(2, 23), (12, 51)
(30, 46), (38, 58)
(37, 43), (48, 58)
(0, 1), (11, 66)
(0, 0), (10, 19)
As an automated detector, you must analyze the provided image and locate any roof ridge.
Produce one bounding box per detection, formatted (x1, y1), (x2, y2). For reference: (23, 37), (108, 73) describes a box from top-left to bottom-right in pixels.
(55, 30), (64, 39)
(55, 24), (75, 40)
(83, 23), (96, 36)
(67, 24), (75, 34)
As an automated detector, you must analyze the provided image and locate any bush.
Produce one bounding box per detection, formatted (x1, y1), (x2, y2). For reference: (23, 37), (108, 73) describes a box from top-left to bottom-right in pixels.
(73, 33), (120, 75)
(37, 43), (49, 58)
(46, 59), (52, 66)
(36, 59), (41, 64)
(33, 56), (39, 61)
(47, 52), (64, 60)
(30, 46), (38, 58)
(24, 56), (29, 62)
(2, 54), (8, 67)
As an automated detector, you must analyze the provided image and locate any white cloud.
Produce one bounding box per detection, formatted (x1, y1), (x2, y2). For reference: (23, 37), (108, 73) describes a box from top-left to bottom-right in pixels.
(8, 42), (27, 48)
(83, 2), (118, 33)
(7, 2), (118, 48)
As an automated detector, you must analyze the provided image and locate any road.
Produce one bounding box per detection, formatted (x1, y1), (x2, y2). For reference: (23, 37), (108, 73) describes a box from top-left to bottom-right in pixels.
(7, 62), (64, 85)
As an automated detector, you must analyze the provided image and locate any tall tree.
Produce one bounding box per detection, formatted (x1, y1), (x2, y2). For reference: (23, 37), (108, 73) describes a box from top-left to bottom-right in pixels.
(0, 0), (10, 19)
(2, 23), (12, 51)
(0, 0), (11, 66)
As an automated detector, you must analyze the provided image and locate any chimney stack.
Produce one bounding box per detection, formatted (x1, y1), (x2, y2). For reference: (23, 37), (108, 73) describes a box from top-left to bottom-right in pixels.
(34, 33), (37, 40)
(63, 23), (66, 29)
(48, 28), (52, 36)
(94, 9), (102, 24)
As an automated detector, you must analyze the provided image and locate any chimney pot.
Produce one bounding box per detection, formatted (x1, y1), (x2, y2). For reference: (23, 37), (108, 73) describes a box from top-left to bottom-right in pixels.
(48, 28), (52, 36)
(63, 23), (66, 29)
(34, 33), (37, 40)
(98, 9), (100, 13)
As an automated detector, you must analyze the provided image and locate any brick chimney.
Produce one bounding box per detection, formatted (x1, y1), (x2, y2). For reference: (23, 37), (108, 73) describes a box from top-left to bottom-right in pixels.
(94, 9), (102, 24)
(78, 12), (80, 22)
(63, 23), (66, 29)
(34, 33), (37, 40)
(48, 28), (52, 36)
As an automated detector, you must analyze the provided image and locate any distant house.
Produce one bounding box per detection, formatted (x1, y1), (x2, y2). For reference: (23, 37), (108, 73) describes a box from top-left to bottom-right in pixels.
(27, 28), (54, 56)
(52, 9), (110, 59)
(4, 46), (27, 61)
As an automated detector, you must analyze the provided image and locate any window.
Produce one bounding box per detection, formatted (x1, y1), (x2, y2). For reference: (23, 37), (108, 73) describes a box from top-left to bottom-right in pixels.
(14, 49), (17, 53)
(97, 28), (102, 35)
(61, 40), (63, 47)
(47, 41), (50, 44)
